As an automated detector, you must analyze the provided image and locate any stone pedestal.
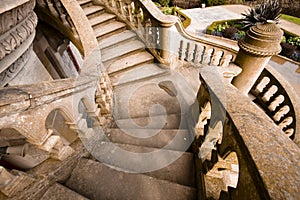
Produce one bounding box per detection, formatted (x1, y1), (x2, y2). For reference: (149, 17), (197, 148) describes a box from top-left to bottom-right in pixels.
(232, 22), (283, 95)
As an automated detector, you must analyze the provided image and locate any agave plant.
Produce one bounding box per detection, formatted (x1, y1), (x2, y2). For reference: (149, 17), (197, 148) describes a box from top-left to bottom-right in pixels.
(242, 0), (282, 29)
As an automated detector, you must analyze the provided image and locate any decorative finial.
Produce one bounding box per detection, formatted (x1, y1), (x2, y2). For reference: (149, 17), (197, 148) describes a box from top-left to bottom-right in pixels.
(242, 0), (282, 29)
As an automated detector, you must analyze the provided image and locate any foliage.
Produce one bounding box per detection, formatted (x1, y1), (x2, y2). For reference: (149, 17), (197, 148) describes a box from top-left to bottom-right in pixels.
(280, 42), (297, 56)
(161, 6), (177, 15)
(280, 42), (300, 62)
(242, 0), (281, 29)
(222, 27), (238, 39)
(206, 0), (226, 6)
(280, 14), (300, 26)
(152, 0), (170, 7)
(287, 37), (300, 49)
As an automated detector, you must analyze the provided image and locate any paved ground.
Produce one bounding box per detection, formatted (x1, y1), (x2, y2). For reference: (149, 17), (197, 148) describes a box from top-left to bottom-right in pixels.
(181, 5), (300, 37)
(181, 4), (300, 96)
(181, 5), (245, 36)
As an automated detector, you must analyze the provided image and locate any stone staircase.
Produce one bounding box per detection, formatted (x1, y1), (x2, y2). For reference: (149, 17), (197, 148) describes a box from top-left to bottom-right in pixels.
(38, 0), (200, 199)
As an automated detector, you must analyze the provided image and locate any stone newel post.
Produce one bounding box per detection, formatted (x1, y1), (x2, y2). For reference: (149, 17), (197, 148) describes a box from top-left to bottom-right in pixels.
(232, 22), (283, 95)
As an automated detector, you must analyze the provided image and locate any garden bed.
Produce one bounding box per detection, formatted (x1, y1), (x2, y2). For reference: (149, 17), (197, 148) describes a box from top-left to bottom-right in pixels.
(206, 19), (300, 63)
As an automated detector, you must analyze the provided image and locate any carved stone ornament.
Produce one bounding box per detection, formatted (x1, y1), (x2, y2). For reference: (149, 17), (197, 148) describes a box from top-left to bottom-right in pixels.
(0, 12), (38, 60)
(238, 22), (283, 56)
(0, 45), (32, 87)
(0, 0), (36, 35)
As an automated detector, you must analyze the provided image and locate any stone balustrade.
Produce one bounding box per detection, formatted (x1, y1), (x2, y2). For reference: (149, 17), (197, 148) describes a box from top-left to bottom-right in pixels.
(0, 77), (98, 153)
(190, 66), (300, 199)
(0, 0), (38, 87)
(99, 0), (299, 145)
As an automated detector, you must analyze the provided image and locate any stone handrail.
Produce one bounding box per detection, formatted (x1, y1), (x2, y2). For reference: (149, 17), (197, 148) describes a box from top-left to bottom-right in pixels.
(36, 0), (98, 57)
(193, 67), (300, 199)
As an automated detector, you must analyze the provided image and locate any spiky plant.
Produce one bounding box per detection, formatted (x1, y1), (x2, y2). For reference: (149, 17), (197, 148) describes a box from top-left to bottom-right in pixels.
(242, 0), (282, 29)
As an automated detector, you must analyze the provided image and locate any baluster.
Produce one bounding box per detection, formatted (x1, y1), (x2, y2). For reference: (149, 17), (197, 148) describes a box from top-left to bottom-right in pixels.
(262, 85), (278, 102)
(203, 47), (213, 65)
(211, 50), (223, 66)
(152, 26), (159, 50)
(186, 42), (195, 62)
(253, 77), (270, 96)
(284, 128), (294, 137)
(273, 105), (290, 122)
(116, 0), (124, 16)
(194, 44), (204, 64)
(179, 40), (187, 61)
(268, 95), (285, 112)
(278, 116), (293, 130)
(126, 2), (133, 22)
(144, 17), (151, 43)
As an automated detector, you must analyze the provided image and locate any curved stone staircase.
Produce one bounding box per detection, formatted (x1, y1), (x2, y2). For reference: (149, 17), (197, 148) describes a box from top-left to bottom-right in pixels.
(40, 0), (199, 199)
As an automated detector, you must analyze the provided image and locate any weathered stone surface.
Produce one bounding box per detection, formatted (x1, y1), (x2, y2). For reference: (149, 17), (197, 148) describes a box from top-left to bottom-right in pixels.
(41, 183), (88, 200)
(201, 67), (300, 199)
(114, 114), (187, 129)
(66, 158), (197, 200)
(107, 128), (191, 151)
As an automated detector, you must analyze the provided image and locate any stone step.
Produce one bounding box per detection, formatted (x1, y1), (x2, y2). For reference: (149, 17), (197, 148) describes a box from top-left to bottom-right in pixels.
(89, 13), (116, 28)
(99, 30), (136, 50)
(112, 72), (188, 119)
(87, 141), (196, 186)
(83, 5), (104, 19)
(107, 51), (154, 75)
(101, 39), (145, 63)
(106, 128), (192, 151)
(111, 63), (168, 87)
(66, 158), (197, 200)
(41, 183), (89, 200)
(114, 114), (187, 129)
(77, 0), (93, 8)
(94, 21), (127, 41)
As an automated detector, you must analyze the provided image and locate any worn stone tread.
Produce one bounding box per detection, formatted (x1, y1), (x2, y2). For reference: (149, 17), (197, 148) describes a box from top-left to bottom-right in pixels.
(99, 30), (136, 50)
(41, 183), (89, 200)
(78, 0), (92, 6)
(111, 63), (167, 86)
(66, 158), (197, 200)
(83, 5), (104, 16)
(114, 114), (187, 129)
(101, 39), (144, 63)
(106, 128), (191, 151)
(107, 51), (154, 74)
(89, 13), (116, 27)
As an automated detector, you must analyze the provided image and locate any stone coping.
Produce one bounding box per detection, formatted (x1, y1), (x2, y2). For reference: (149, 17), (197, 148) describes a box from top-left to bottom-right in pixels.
(0, 0), (30, 14)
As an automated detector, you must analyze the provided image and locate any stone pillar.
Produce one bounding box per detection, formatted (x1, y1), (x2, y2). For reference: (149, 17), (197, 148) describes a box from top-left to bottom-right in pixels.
(0, 0), (38, 87)
(159, 27), (171, 61)
(232, 22), (283, 95)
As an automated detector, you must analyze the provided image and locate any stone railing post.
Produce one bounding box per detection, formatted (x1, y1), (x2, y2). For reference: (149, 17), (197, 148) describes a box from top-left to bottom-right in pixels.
(232, 22), (283, 95)
(159, 26), (172, 62)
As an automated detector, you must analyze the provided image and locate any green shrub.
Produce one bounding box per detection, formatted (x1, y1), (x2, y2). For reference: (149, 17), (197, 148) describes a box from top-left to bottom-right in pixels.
(153, 0), (170, 7)
(287, 37), (300, 49)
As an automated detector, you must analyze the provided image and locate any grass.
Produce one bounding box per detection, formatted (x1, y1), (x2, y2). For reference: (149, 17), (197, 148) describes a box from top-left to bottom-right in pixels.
(280, 14), (300, 26)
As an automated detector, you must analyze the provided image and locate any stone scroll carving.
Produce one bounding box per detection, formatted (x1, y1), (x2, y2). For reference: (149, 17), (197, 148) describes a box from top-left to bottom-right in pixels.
(0, 0), (37, 86)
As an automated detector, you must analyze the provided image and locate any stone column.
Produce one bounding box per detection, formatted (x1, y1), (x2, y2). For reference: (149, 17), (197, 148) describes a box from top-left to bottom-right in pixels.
(232, 22), (283, 95)
(0, 0), (38, 87)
